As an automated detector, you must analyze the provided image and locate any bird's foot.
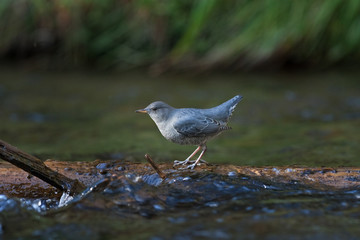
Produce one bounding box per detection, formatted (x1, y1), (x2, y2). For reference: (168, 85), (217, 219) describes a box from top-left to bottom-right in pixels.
(188, 159), (208, 165)
(173, 159), (190, 166)
(177, 159), (207, 170)
(174, 158), (208, 170)
(179, 162), (200, 170)
(186, 162), (197, 170)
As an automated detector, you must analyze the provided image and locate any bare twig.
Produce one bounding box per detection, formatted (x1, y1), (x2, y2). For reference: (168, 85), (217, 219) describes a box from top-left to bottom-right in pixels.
(0, 139), (86, 195)
(145, 154), (166, 179)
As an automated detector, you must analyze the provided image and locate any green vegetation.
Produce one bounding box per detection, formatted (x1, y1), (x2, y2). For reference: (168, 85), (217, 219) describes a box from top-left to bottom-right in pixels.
(1, 0), (360, 69)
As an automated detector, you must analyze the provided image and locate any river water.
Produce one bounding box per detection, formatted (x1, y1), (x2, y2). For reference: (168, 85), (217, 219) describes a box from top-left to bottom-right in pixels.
(0, 69), (359, 239)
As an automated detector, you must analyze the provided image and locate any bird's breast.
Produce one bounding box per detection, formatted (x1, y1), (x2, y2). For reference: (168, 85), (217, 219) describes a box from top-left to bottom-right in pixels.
(155, 121), (177, 140)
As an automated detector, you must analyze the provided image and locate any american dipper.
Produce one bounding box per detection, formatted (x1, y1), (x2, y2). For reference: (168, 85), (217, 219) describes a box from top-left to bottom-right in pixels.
(136, 95), (243, 169)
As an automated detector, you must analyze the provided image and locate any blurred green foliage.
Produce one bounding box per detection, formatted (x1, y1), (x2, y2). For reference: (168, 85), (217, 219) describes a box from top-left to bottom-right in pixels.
(1, 0), (360, 69)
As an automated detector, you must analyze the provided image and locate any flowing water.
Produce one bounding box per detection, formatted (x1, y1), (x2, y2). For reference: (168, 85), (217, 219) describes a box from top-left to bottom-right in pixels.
(0, 69), (359, 239)
(1, 171), (360, 239)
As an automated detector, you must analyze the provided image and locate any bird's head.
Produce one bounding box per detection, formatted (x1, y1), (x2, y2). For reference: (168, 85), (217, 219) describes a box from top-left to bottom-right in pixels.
(136, 101), (174, 123)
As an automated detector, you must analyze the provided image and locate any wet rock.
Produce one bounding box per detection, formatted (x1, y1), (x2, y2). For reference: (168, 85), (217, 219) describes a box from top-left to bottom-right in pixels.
(96, 163), (109, 170)
(320, 168), (337, 174)
(117, 166), (125, 171)
(205, 202), (219, 208)
(301, 169), (316, 176)
(153, 204), (164, 211)
(346, 176), (360, 182)
(142, 174), (163, 186)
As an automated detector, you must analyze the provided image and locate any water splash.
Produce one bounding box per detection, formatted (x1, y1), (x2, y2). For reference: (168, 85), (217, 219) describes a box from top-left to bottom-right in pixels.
(58, 177), (111, 208)
(58, 191), (74, 208)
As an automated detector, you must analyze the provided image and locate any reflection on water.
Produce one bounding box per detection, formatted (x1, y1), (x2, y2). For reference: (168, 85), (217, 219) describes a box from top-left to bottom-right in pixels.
(0, 69), (359, 167)
(1, 172), (360, 239)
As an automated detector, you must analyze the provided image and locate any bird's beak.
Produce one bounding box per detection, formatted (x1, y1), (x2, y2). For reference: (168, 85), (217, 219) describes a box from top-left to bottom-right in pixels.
(135, 108), (148, 114)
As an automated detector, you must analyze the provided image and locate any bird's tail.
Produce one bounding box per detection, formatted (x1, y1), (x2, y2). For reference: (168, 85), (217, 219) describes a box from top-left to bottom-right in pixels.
(209, 95), (243, 121)
(227, 95), (243, 117)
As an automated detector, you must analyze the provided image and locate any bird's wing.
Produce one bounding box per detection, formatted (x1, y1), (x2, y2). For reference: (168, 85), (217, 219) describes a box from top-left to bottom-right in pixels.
(173, 116), (228, 137)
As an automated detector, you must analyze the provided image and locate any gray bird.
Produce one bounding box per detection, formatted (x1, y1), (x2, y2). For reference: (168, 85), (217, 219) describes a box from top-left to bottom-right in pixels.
(136, 95), (243, 169)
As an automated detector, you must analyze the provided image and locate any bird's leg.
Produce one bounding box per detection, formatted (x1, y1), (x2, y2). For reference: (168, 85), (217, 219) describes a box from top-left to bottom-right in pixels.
(187, 145), (207, 170)
(173, 146), (201, 166)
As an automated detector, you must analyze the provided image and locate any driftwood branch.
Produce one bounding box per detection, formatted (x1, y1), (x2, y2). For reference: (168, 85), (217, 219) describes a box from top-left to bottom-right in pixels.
(0, 139), (86, 195)
(145, 154), (166, 179)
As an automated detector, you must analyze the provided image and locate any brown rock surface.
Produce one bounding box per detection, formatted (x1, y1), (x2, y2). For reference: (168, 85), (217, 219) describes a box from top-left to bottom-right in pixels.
(1, 159), (359, 199)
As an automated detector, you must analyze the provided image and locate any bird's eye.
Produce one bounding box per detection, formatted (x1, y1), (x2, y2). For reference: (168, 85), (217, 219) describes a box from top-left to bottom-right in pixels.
(152, 107), (158, 111)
